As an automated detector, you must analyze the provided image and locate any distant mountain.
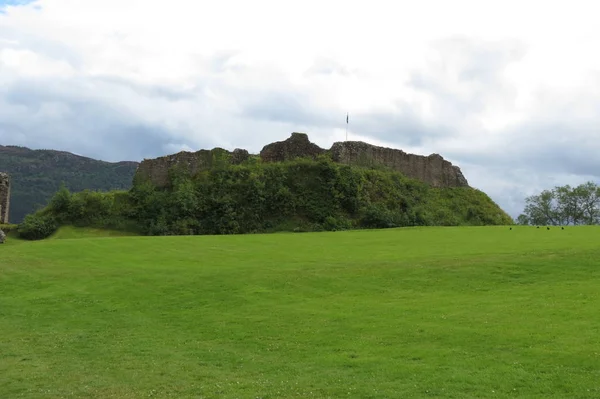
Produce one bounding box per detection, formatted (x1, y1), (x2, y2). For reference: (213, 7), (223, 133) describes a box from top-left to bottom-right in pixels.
(0, 145), (139, 223)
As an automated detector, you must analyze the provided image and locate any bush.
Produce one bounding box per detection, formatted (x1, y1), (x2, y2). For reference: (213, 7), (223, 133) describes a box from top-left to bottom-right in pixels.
(18, 213), (58, 240)
(359, 204), (399, 229)
(0, 223), (18, 233)
(47, 184), (72, 217)
(322, 216), (353, 232)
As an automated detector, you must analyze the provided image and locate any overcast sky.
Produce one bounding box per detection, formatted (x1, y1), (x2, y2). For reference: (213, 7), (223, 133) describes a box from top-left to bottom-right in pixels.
(1, 0), (599, 218)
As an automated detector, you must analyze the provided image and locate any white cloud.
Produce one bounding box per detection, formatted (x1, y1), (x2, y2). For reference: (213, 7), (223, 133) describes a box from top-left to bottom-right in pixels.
(0, 47), (75, 77)
(1, 0), (600, 218)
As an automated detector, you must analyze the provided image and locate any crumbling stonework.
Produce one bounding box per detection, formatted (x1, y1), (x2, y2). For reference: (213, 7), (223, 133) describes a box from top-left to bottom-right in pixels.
(260, 132), (325, 162)
(231, 148), (250, 164)
(330, 141), (469, 188)
(134, 133), (469, 189)
(134, 148), (250, 187)
(0, 172), (10, 224)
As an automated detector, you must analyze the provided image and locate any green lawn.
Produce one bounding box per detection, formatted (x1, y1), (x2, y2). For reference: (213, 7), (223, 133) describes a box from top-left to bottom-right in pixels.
(1, 226), (600, 398)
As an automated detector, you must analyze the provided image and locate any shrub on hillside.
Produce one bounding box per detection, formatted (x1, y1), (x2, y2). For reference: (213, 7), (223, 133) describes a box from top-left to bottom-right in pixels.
(47, 184), (72, 218)
(18, 213), (58, 240)
(357, 203), (415, 229)
(359, 204), (397, 229)
(0, 223), (18, 233)
(67, 190), (114, 226)
(322, 216), (353, 231)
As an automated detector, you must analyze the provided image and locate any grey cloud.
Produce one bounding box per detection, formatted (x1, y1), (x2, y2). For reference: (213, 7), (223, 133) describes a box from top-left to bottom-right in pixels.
(0, 77), (216, 162)
(238, 89), (455, 149)
(239, 90), (336, 127)
(443, 121), (600, 178)
(347, 106), (457, 148)
(408, 37), (525, 115)
(0, 101), (176, 162)
(428, 36), (526, 82)
(91, 75), (202, 102)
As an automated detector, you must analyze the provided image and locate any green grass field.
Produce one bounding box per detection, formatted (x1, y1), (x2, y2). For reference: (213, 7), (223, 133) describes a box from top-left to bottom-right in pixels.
(1, 226), (600, 398)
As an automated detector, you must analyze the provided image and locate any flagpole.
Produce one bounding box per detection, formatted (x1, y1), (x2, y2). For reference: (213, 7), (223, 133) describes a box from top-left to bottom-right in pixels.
(345, 112), (348, 141)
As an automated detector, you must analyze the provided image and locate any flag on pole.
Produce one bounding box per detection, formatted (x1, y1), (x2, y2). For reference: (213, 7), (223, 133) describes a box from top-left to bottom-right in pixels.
(345, 112), (349, 141)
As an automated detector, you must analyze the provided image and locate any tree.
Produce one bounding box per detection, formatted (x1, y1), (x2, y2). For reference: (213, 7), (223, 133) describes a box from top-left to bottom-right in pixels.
(574, 182), (600, 225)
(554, 185), (580, 225)
(47, 184), (72, 216)
(516, 214), (530, 225)
(520, 182), (600, 225)
(523, 189), (558, 225)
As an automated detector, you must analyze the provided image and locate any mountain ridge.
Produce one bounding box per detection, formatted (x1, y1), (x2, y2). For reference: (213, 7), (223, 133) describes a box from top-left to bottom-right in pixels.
(0, 144), (138, 223)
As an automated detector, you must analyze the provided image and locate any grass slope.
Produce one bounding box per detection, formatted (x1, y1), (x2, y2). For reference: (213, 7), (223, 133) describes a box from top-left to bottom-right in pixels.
(1, 226), (600, 398)
(48, 226), (140, 240)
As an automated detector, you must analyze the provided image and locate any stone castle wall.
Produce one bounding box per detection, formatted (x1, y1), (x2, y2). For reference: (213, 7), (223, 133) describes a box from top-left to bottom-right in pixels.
(330, 141), (469, 188)
(135, 148), (249, 187)
(134, 133), (469, 189)
(0, 172), (10, 224)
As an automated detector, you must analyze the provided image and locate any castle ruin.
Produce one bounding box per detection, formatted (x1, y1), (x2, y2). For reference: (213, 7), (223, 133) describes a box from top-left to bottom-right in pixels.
(0, 172), (10, 224)
(329, 141), (468, 188)
(134, 133), (469, 189)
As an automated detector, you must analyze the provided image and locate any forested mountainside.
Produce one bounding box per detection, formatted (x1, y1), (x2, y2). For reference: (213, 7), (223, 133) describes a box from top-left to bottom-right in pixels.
(0, 145), (138, 223)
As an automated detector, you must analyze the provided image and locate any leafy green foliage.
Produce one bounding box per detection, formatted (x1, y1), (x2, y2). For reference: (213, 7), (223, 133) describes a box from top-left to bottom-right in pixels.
(21, 157), (512, 238)
(0, 223), (18, 235)
(17, 213), (58, 240)
(519, 181), (600, 225)
(0, 145), (138, 223)
(359, 203), (401, 228)
(17, 186), (138, 240)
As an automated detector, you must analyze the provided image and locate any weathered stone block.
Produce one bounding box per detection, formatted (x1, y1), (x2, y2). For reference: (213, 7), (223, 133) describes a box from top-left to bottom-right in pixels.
(0, 172), (10, 224)
(231, 148), (250, 164)
(259, 132), (325, 162)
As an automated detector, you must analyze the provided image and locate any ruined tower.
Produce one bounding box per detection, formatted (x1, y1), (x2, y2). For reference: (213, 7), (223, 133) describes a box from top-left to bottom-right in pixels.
(0, 172), (10, 224)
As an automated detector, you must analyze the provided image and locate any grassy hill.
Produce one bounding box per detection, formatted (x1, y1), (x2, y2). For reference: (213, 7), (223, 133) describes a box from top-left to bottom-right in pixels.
(17, 156), (512, 240)
(1, 144), (512, 232)
(1, 226), (599, 397)
(0, 145), (138, 223)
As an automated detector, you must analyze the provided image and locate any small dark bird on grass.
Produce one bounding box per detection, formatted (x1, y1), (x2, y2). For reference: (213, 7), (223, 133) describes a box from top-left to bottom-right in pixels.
(510, 227), (512, 230)
(547, 227), (550, 230)
(537, 226), (540, 229)
(562, 227), (565, 230)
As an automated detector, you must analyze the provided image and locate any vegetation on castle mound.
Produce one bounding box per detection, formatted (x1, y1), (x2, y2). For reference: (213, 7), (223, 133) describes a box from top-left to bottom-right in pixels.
(17, 157), (512, 240)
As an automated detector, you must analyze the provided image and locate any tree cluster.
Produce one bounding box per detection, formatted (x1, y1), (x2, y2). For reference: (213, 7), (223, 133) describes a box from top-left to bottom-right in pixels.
(517, 182), (600, 226)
